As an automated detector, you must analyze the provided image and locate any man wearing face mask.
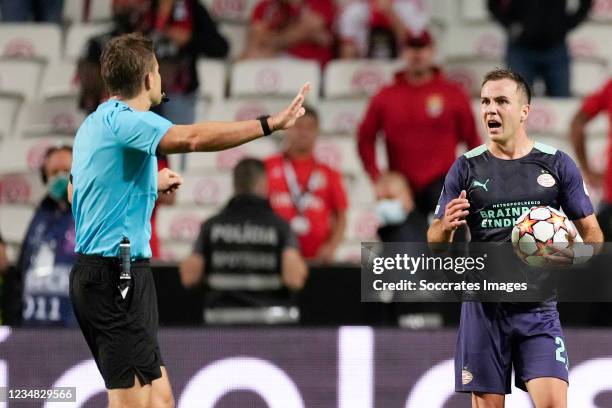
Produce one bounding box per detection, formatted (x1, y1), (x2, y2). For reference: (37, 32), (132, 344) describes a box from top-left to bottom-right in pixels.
(13, 145), (77, 326)
(375, 172), (428, 242)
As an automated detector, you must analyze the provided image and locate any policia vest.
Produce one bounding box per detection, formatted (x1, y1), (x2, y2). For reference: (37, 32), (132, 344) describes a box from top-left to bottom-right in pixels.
(198, 194), (295, 312)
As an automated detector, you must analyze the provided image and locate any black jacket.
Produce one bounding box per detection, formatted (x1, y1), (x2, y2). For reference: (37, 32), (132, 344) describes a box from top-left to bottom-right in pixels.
(488, 0), (592, 49)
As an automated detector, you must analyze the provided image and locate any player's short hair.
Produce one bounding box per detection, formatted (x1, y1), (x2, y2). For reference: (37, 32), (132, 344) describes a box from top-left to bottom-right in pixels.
(100, 33), (156, 99)
(302, 104), (319, 122)
(233, 158), (266, 194)
(481, 68), (531, 104)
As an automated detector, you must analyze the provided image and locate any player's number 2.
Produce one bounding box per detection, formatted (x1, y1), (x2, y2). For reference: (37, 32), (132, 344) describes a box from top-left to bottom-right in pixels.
(555, 336), (569, 370)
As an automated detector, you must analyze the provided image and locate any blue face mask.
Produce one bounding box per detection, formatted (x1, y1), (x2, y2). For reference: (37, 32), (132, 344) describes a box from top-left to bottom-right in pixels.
(48, 172), (69, 203)
(375, 199), (407, 226)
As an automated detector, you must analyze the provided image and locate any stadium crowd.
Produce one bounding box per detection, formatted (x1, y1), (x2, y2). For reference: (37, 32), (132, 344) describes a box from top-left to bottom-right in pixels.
(1, 0), (612, 326)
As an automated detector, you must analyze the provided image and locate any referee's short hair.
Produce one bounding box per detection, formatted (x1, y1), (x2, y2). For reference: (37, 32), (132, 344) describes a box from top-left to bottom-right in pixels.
(233, 158), (266, 194)
(101, 33), (156, 99)
(481, 68), (531, 104)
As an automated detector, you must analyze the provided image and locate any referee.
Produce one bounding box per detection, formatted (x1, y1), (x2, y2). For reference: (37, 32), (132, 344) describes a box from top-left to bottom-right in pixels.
(68, 33), (309, 408)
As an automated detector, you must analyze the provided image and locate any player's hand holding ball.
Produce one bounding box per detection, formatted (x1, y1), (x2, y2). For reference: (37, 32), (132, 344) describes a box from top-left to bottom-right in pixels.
(158, 168), (183, 194)
(441, 190), (470, 232)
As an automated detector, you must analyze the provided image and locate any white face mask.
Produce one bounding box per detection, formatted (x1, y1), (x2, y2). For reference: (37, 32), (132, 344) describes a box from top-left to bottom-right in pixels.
(375, 199), (407, 226)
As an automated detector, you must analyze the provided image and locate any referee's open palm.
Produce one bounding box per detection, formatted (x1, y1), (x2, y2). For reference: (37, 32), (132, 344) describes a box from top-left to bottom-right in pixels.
(270, 83), (311, 131)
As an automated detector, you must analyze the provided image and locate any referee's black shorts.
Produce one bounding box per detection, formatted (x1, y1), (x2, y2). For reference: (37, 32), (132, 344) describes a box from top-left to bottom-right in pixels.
(69, 254), (163, 389)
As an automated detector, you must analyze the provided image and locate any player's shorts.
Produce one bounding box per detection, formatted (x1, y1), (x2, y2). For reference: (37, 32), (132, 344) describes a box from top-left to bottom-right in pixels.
(69, 254), (163, 389)
(455, 302), (569, 395)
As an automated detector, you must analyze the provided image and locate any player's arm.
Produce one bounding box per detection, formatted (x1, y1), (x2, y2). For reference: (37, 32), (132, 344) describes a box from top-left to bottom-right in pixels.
(573, 215), (604, 244)
(427, 158), (469, 246)
(157, 83), (310, 154)
(556, 151), (604, 257)
(357, 94), (383, 183)
(282, 248), (308, 290)
(427, 190), (469, 244)
(570, 110), (602, 186)
(179, 253), (204, 288)
(180, 221), (208, 287)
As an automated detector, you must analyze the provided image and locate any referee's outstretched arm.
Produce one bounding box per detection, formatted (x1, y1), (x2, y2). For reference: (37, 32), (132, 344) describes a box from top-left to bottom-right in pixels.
(158, 83), (310, 154)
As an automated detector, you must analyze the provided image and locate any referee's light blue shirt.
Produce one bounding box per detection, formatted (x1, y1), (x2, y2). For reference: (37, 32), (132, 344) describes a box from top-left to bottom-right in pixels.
(71, 100), (173, 259)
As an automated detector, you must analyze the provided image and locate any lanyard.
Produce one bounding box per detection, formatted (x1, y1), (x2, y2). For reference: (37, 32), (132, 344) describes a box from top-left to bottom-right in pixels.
(283, 159), (318, 215)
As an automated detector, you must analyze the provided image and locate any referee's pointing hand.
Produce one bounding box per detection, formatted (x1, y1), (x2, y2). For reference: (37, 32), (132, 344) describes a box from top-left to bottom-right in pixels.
(269, 83), (311, 131)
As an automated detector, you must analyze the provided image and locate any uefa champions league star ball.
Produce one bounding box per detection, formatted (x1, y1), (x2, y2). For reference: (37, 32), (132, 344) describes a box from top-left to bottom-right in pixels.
(511, 206), (582, 266)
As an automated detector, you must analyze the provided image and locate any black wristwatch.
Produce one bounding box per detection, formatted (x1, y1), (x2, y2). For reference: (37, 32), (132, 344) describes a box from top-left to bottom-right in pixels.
(257, 115), (272, 136)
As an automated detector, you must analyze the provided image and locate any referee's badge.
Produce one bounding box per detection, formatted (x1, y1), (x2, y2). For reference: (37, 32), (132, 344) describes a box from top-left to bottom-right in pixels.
(426, 94), (444, 117)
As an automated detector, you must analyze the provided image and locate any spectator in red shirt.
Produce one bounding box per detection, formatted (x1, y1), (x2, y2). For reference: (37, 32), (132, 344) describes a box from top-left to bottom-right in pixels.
(357, 30), (482, 216)
(265, 106), (348, 262)
(242, 0), (336, 67)
(339, 0), (429, 59)
(570, 79), (612, 240)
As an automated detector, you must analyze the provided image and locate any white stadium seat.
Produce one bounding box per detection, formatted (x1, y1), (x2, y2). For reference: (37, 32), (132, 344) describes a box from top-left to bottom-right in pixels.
(318, 99), (368, 136)
(524, 98), (581, 136)
(346, 170), (376, 206)
(230, 58), (320, 102)
(62, 0), (112, 22)
(39, 60), (79, 99)
(15, 97), (84, 138)
(197, 97), (287, 122)
(203, 0), (258, 22)
(0, 172), (46, 205)
(314, 136), (361, 175)
(64, 23), (113, 60)
(323, 59), (400, 99)
(446, 57), (504, 97)
(0, 24), (61, 62)
(88, 0), (112, 21)
(442, 23), (505, 60)
(175, 172), (233, 206)
(0, 94), (23, 139)
(219, 23), (247, 60)
(571, 58), (608, 97)
(62, 0), (84, 22)
(0, 137), (74, 174)
(0, 203), (35, 244)
(346, 207), (380, 241)
(196, 58), (227, 101)
(425, 0), (455, 26)
(155, 206), (217, 242)
(334, 241), (362, 264)
(569, 23), (612, 63)
(0, 58), (44, 100)
(590, 0), (612, 22)
(183, 138), (279, 173)
(460, 0), (489, 22)
(159, 240), (192, 262)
